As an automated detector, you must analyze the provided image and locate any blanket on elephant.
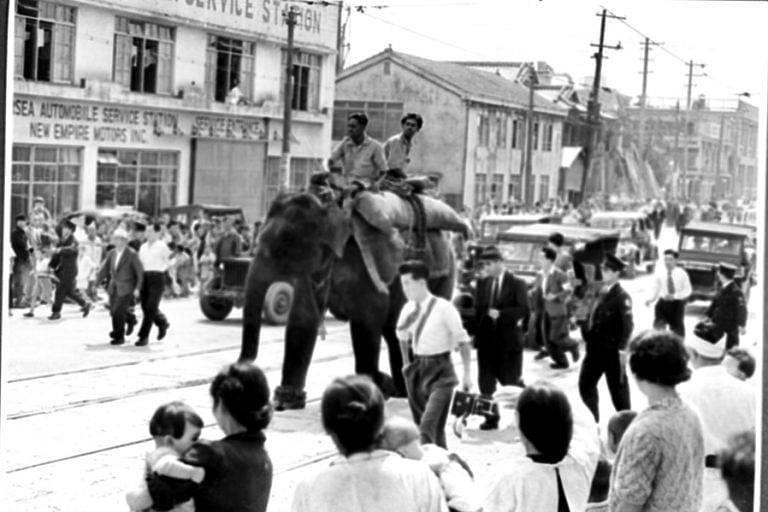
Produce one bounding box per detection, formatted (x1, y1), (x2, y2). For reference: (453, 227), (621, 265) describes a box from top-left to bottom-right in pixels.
(350, 214), (453, 295)
(352, 191), (468, 235)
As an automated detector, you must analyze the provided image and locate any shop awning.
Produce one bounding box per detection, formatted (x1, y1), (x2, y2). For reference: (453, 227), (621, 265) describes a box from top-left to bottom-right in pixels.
(560, 146), (584, 169)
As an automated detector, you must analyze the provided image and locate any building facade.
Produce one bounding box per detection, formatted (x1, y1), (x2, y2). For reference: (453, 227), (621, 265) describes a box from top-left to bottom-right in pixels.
(11, 0), (340, 222)
(626, 97), (759, 201)
(333, 49), (568, 211)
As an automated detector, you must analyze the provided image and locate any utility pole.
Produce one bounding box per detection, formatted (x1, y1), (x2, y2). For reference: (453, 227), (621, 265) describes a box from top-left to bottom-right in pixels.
(713, 113), (726, 201)
(579, 8), (623, 205)
(681, 59), (706, 200)
(673, 100), (680, 198)
(336, 2), (344, 74)
(280, 7), (299, 192)
(523, 64), (536, 206)
(637, 38), (662, 160)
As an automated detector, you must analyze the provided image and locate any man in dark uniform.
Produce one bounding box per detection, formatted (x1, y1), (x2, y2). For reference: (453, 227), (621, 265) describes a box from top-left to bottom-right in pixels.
(49, 219), (92, 320)
(470, 245), (530, 430)
(578, 253), (633, 422)
(11, 214), (31, 308)
(124, 221), (146, 334)
(706, 263), (747, 349)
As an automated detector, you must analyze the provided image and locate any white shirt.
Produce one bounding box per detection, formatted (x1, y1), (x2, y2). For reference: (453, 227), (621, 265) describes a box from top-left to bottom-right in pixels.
(398, 294), (471, 355)
(292, 450), (448, 512)
(679, 365), (756, 455)
(650, 266), (692, 301)
(484, 400), (600, 512)
(139, 240), (172, 272)
(114, 248), (125, 270)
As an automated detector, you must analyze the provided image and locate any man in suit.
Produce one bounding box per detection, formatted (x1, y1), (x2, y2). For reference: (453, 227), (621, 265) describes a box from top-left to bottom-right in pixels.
(706, 263), (747, 349)
(547, 232), (573, 273)
(97, 228), (144, 345)
(532, 246), (581, 369)
(49, 219), (92, 320)
(11, 214), (31, 308)
(578, 253), (633, 422)
(470, 245), (530, 430)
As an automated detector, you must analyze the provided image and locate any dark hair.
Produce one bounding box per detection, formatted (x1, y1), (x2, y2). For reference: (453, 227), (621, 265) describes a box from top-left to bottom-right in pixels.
(399, 260), (430, 282)
(628, 330), (691, 386)
(210, 363), (272, 432)
(348, 112), (369, 127)
(588, 458), (612, 503)
(727, 348), (756, 379)
(517, 381), (573, 463)
(719, 430), (755, 512)
(132, 222), (147, 233)
(401, 113), (424, 130)
(151, 222), (163, 233)
(607, 410), (638, 449)
(149, 401), (204, 439)
(168, 220), (179, 228)
(321, 375), (385, 455)
(663, 249), (679, 259)
(541, 246), (557, 262)
(548, 232), (564, 247)
(15, 214), (27, 222)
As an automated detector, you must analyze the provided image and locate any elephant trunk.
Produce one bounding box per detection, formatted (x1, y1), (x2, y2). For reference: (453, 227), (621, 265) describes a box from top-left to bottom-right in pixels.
(239, 256), (273, 362)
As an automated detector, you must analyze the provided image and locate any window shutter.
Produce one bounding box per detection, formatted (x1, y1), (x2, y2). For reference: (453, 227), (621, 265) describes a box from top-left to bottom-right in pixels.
(14, 16), (25, 78)
(52, 23), (74, 83)
(239, 53), (254, 101)
(113, 33), (132, 87)
(156, 40), (173, 94)
(308, 55), (320, 110)
(205, 47), (216, 100)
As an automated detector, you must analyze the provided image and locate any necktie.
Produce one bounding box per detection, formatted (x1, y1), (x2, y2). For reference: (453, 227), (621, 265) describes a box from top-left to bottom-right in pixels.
(398, 301), (422, 333)
(667, 270), (675, 296)
(490, 276), (500, 307)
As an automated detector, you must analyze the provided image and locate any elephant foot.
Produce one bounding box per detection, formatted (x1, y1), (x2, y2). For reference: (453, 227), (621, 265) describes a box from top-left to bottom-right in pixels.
(273, 385), (307, 411)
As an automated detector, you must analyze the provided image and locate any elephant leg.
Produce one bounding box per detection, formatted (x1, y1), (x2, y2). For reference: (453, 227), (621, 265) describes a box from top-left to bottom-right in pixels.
(350, 321), (396, 398)
(276, 277), (321, 410)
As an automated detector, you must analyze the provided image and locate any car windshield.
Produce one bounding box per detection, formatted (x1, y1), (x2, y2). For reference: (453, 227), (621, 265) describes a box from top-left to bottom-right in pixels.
(481, 221), (516, 239)
(498, 242), (538, 262)
(591, 217), (634, 230)
(680, 234), (742, 255)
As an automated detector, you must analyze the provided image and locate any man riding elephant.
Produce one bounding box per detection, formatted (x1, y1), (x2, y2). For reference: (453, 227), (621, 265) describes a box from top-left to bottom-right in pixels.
(328, 112), (387, 194)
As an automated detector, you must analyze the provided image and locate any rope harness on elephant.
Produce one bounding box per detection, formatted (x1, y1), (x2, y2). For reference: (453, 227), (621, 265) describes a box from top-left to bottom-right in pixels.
(307, 250), (335, 340)
(403, 194), (428, 262)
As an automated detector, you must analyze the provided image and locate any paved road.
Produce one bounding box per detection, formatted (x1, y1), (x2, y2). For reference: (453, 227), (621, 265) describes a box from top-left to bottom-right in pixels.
(2, 226), (759, 512)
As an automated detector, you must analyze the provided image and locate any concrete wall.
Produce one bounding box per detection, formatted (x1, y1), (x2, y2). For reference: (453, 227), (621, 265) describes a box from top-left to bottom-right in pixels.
(335, 60), (468, 207)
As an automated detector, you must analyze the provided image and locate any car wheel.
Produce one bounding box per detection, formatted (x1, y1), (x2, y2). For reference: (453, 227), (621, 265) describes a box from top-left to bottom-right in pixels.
(263, 281), (294, 325)
(199, 276), (234, 320)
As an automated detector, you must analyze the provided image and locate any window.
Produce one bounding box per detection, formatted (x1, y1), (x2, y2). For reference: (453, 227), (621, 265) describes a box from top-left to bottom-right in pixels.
(264, 157), (323, 211)
(11, 144), (81, 218)
(332, 101), (403, 141)
(508, 175), (521, 201)
(96, 150), (178, 216)
(495, 113), (507, 148)
(533, 121), (540, 150)
(542, 121), (554, 151)
(15, 0), (75, 83)
(281, 50), (321, 111)
(113, 17), (174, 94)
(511, 118), (525, 149)
(206, 35), (255, 103)
(538, 175), (550, 201)
(474, 174), (487, 205)
(477, 113), (490, 147)
(491, 174), (504, 204)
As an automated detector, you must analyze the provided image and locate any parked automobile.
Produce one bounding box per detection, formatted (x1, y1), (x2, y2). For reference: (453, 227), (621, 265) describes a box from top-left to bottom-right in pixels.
(587, 211), (657, 277)
(161, 204), (246, 225)
(477, 213), (560, 244)
(64, 207), (149, 225)
(677, 221), (756, 303)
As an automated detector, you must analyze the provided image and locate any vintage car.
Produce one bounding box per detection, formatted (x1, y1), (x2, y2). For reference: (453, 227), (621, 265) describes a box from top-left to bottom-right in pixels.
(174, 205), (291, 324)
(64, 207), (149, 225)
(678, 221), (757, 303)
(477, 213), (560, 244)
(587, 211), (657, 277)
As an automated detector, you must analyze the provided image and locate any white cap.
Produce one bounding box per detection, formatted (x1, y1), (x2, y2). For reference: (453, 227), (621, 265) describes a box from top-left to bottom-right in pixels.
(112, 228), (129, 240)
(688, 333), (726, 359)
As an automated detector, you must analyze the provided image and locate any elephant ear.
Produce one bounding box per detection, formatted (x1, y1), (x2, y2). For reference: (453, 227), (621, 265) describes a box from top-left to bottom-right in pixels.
(322, 205), (352, 258)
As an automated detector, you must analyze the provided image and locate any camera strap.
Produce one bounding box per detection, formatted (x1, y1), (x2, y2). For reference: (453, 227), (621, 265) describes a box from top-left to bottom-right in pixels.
(413, 296), (438, 352)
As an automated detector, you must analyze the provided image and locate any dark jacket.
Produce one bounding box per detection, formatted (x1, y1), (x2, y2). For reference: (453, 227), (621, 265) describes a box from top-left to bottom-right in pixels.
(706, 280), (747, 332)
(215, 232), (242, 265)
(531, 267), (571, 317)
(471, 270), (530, 349)
(51, 234), (80, 278)
(97, 247), (143, 297)
(581, 282), (634, 351)
(11, 227), (30, 265)
(147, 431), (273, 512)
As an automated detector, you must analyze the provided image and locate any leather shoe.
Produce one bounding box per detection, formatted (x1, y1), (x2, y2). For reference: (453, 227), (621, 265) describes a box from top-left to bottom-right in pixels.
(82, 303), (92, 318)
(157, 322), (170, 341)
(48, 313), (61, 320)
(125, 321), (136, 336)
(534, 350), (549, 361)
(570, 344), (581, 363)
(479, 417), (500, 431)
(110, 337), (125, 346)
(135, 337), (149, 347)
(23, 312), (34, 318)
(550, 362), (570, 370)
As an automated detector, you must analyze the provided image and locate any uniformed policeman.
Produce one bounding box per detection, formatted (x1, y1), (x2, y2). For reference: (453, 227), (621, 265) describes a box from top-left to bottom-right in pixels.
(578, 253), (633, 422)
(706, 262), (748, 349)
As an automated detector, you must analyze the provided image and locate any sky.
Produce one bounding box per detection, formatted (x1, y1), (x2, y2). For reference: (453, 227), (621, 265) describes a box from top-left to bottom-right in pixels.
(342, 0), (768, 108)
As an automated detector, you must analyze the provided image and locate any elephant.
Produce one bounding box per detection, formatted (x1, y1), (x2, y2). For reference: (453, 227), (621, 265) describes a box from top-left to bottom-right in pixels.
(238, 190), (458, 410)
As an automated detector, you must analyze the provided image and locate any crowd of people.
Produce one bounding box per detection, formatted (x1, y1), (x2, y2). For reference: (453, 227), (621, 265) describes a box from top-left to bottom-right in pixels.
(9, 197), (259, 345)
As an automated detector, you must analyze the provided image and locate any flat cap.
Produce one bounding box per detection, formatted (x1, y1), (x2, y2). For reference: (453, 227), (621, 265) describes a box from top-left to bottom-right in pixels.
(479, 245), (503, 261)
(602, 253), (626, 272)
(718, 262), (737, 279)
